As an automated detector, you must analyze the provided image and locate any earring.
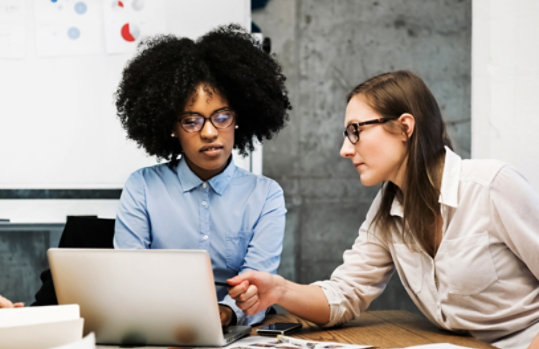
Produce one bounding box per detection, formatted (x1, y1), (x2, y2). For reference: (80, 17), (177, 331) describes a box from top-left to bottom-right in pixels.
(235, 125), (239, 129)
(170, 132), (175, 137)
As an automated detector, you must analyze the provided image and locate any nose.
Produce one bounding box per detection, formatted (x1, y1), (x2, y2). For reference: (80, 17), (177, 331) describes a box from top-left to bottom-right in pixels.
(200, 118), (218, 140)
(340, 137), (355, 158)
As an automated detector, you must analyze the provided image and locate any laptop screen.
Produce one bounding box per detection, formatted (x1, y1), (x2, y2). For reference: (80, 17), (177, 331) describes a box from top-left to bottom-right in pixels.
(48, 248), (250, 346)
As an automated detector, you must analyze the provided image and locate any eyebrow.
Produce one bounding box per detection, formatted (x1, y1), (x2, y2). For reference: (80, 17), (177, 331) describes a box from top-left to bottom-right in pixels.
(181, 106), (232, 116)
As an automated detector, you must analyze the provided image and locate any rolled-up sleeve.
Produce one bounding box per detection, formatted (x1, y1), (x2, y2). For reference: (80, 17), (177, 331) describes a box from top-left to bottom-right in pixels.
(313, 192), (394, 327)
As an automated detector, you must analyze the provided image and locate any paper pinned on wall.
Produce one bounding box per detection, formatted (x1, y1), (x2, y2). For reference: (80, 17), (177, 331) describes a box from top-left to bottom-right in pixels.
(34, 0), (101, 57)
(103, 0), (166, 54)
(0, 0), (26, 58)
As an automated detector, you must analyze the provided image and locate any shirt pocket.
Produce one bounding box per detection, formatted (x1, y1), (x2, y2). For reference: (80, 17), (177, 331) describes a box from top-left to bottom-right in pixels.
(437, 232), (498, 295)
(393, 243), (424, 294)
(225, 230), (250, 272)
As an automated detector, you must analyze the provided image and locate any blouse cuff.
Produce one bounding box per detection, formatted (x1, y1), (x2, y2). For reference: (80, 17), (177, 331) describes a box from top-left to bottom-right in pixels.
(311, 280), (349, 328)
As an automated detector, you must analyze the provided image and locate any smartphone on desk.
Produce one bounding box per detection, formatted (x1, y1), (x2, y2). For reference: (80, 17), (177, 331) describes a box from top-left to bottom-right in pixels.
(256, 322), (302, 336)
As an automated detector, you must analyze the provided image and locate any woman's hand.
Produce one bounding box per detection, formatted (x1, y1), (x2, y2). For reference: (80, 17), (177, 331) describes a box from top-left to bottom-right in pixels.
(0, 294), (24, 308)
(228, 271), (330, 325)
(227, 270), (284, 316)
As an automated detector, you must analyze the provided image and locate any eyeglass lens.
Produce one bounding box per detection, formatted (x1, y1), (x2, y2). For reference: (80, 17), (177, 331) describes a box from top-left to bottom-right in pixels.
(344, 124), (359, 144)
(343, 117), (397, 144)
(180, 110), (235, 133)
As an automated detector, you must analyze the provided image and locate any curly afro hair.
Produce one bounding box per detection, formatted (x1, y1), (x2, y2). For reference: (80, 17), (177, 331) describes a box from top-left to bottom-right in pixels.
(115, 24), (291, 161)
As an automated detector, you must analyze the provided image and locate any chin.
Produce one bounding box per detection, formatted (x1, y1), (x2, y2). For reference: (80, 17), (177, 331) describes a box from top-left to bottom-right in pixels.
(359, 175), (381, 187)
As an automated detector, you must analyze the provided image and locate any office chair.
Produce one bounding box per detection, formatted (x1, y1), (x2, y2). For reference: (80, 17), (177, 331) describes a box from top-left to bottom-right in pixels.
(32, 215), (115, 306)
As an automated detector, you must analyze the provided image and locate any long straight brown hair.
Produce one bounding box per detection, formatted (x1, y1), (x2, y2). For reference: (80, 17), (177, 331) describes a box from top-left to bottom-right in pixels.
(347, 71), (452, 256)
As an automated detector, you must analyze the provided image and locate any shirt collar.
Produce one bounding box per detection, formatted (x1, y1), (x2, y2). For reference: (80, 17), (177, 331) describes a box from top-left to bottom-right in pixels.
(388, 146), (461, 217)
(176, 156), (236, 195)
(439, 146), (461, 208)
(390, 195), (404, 218)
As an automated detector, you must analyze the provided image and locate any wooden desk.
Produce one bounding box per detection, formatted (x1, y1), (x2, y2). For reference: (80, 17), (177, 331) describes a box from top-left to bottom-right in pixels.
(258, 310), (495, 349)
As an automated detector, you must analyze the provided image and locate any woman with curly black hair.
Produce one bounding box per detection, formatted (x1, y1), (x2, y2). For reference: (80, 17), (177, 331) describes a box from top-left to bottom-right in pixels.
(113, 24), (291, 327)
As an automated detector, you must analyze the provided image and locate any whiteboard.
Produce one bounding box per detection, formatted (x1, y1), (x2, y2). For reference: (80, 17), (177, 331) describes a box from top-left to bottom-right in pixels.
(0, 0), (256, 223)
(0, 0), (252, 190)
(471, 0), (539, 192)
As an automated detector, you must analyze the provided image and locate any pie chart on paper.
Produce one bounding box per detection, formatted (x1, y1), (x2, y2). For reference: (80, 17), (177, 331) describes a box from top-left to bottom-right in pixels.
(120, 23), (140, 42)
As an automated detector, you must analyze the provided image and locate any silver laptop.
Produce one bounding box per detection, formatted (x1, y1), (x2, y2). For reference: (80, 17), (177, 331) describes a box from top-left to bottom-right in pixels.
(47, 248), (251, 347)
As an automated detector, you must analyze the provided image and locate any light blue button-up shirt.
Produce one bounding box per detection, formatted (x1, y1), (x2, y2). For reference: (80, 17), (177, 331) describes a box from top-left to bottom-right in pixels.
(114, 157), (286, 325)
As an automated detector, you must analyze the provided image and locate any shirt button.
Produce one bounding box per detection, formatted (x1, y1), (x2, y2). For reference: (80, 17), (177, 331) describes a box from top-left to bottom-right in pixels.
(202, 182), (208, 189)
(202, 235), (208, 240)
(201, 200), (208, 207)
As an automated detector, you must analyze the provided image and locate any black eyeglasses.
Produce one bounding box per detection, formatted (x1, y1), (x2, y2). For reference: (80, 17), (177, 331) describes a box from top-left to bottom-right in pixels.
(178, 108), (236, 133)
(343, 117), (397, 144)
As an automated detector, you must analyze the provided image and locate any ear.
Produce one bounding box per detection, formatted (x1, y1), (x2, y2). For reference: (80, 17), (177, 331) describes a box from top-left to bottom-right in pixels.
(399, 113), (415, 140)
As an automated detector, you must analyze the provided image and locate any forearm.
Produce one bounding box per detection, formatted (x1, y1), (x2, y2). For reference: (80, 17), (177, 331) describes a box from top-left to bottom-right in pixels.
(274, 276), (330, 325)
(228, 270), (330, 325)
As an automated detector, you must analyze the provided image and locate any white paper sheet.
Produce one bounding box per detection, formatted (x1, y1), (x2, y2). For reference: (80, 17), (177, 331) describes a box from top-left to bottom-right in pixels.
(0, 304), (84, 349)
(34, 0), (101, 56)
(0, 0), (26, 58)
(228, 335), (373, 349)
(0, 318), (84, 349)
(51, 332), (96, 349)
(103, 0), (166, 54)
(0, 304), (80, 326)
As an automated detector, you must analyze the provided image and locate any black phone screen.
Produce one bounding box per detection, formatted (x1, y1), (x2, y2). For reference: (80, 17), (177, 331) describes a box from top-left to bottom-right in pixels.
(257, 322), (302, 335)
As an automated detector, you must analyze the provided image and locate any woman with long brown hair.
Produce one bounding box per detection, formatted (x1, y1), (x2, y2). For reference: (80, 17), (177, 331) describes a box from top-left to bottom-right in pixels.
(228, 71), (539, 348)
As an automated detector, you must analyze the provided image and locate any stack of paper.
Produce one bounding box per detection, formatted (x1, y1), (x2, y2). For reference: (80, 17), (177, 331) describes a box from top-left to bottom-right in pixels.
(0, 304), (84, 349)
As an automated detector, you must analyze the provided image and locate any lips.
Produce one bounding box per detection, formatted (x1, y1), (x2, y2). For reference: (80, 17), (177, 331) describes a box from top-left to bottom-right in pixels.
(199, 144), (224, 156)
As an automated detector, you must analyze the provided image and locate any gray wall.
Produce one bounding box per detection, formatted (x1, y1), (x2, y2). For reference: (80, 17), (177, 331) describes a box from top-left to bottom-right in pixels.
(0, 0), (471, 311)
(257, 0), (471, 313)
(0, 225), (63, 305)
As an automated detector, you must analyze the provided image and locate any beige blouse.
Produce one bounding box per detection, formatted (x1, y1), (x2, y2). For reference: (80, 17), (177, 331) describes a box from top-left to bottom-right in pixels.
(314, 148), (539, 348)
